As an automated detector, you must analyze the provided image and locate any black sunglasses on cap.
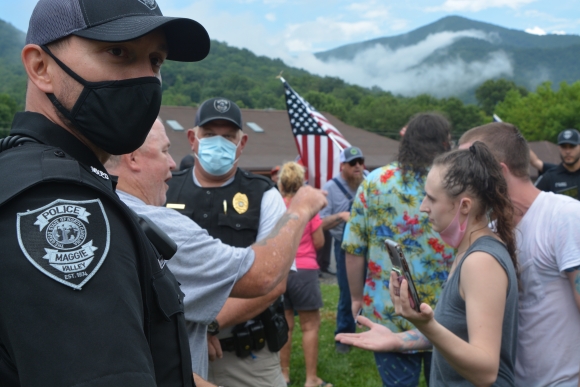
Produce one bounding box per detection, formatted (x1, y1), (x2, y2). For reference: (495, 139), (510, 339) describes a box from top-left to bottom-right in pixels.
(348, 158), (364, 166)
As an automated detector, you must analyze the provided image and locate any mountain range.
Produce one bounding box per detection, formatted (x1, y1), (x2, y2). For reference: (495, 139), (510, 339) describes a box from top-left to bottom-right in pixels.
(315, 15), (580, 98)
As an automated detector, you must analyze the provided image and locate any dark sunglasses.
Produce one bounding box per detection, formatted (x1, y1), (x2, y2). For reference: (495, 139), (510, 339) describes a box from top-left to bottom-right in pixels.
(348, 158), (364, 166)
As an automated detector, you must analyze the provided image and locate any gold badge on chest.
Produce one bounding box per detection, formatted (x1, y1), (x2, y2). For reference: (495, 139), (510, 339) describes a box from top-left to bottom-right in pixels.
(232, 193), (249, 214)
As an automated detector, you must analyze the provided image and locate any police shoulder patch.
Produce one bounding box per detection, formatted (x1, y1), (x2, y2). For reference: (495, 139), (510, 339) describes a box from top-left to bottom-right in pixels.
(17, 199), (110, 290)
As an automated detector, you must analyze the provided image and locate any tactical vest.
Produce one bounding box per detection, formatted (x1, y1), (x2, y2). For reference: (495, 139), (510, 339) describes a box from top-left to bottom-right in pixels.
(166, 167), (288, 357)
(0, 141), (194, 387)
(165, 168), (274, 248)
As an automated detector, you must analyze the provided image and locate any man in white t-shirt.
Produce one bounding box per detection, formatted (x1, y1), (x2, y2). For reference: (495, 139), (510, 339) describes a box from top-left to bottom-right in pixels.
(460, 122), (580, 387)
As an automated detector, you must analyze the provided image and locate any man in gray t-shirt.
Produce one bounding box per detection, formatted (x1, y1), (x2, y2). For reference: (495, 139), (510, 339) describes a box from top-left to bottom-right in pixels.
(106, 120), (326, 384)
(320, 146), (365, 353)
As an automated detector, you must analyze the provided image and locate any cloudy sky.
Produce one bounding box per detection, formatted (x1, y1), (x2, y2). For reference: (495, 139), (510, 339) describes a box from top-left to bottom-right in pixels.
(3, 0), (579, 96)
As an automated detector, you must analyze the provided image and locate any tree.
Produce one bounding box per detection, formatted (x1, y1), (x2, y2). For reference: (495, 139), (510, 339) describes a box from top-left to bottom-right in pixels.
(0, 93), (18, 133)
(495, 81), (580, 141)
(475, 79), (528, 116)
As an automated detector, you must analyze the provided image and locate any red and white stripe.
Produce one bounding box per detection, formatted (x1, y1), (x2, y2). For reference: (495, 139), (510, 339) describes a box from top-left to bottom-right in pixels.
(282, 78), (351, 188)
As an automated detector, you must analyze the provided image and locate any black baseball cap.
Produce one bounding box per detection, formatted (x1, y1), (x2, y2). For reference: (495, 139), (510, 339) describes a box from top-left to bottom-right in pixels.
(26, 0), (210, 62)
(195, 98), (243, 129)
(557, 129), (580, 146)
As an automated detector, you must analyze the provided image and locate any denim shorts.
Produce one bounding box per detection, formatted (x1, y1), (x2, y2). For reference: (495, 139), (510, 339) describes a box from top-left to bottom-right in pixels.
(374, 351), (432, 387)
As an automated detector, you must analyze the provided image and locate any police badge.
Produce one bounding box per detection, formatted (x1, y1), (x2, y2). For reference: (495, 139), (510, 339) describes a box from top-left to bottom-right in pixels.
(17, 199), (110, 290)
(137, 0), (158, 10)
(214, 99), (231, 113)
(232, 193), (249, 214)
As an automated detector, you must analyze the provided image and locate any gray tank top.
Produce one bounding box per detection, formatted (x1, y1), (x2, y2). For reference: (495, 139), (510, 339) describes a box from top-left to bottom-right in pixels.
(430, 236), (518, 386)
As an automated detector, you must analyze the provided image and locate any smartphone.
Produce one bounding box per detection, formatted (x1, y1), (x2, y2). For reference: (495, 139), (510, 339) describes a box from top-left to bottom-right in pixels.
(354, 308), (363, 325)
(384, 239), (421, 312)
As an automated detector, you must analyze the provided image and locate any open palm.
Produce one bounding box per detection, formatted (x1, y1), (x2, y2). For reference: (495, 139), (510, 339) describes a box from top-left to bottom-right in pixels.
(334, 316), (403, 352)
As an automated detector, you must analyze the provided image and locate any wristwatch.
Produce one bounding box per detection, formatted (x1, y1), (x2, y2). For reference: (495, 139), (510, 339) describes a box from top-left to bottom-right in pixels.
(207, 319), (220, 336)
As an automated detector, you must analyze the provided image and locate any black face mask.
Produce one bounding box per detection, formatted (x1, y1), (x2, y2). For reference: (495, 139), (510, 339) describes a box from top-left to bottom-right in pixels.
(41, 45), (162, 155)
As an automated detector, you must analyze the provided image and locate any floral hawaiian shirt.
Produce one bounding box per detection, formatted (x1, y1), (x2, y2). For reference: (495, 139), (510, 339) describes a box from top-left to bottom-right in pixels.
(342, 162), (454, 333)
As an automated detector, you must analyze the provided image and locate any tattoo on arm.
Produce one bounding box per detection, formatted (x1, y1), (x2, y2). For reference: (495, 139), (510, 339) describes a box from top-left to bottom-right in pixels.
(400, 329), (432, 351)
(255, 213), (300, 246)
(565, 265), (580, 295)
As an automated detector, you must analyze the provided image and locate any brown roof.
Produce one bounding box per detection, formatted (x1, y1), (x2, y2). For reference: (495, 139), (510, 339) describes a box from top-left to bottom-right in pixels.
(158, 106), (400, 174)
(528, 141), (561, 179)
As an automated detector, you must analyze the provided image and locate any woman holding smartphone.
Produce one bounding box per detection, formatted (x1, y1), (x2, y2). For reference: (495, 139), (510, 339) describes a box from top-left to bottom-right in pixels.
(337, 142), (519, 386)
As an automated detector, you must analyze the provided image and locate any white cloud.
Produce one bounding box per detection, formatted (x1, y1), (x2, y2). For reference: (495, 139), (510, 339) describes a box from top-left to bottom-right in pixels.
(390, 19), (409, 31)
(347, 1), (390, 19)
(428, 0), (536, 12)
(283, 18), (382, 52)
(161, 0), (390, 56)
(286, 30), (513, 98)
(344, 1), (406, 32)
(518, 10), (578, 36)
(525, 26), (547, 35)
(161, 0), (287, 58)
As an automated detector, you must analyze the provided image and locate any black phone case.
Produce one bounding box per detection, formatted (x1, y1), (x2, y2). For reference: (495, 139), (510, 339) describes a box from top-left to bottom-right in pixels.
(385, 239), (422, 312)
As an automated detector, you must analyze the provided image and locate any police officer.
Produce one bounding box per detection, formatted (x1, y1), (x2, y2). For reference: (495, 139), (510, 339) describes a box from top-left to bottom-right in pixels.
(166, 98), (289, 387)
(536, 128), (580, 199)
(0, 0), (210, 386)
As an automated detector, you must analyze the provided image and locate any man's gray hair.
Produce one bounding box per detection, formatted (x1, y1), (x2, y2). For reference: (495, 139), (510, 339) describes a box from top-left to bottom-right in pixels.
(105, 155), (122, 172)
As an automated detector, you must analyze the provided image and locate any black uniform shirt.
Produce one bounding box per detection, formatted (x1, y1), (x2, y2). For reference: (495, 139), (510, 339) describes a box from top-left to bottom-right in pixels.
(535, 163), (580, 200)
(0, 113), (192, 387)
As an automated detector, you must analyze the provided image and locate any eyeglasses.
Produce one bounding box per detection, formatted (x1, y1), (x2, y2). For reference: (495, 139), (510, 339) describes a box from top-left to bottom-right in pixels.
(348, 158), (364, 166)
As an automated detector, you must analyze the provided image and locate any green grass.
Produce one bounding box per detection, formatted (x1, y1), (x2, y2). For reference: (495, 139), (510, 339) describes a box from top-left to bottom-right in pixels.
(287, 283), (428, 387)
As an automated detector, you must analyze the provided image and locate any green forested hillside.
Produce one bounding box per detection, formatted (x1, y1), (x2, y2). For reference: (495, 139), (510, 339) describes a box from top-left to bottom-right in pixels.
(0, 20), (26, 131)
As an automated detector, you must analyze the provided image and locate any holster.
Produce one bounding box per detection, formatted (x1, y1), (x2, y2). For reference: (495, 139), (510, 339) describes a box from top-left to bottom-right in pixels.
(259, 296), (289, 353)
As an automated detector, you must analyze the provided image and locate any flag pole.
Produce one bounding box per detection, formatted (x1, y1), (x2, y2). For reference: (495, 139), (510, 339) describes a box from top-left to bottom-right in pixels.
(278, 73), (344, 152)
(327, 132), (344, 152)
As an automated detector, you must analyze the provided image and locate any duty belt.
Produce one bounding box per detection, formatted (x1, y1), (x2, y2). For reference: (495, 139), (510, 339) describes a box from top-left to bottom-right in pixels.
(218, 297), (288, 357)
(219, 319), (267, 358)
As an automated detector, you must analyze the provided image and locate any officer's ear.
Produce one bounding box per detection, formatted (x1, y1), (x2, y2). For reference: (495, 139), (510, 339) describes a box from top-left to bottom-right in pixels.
(238, 131), (248, 152)
(22, 44), (55, 94)
(187, 128), (198, 151)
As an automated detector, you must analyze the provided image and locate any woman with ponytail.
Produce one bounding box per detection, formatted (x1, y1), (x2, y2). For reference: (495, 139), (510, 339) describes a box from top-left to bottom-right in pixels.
(277, 162), (331, 387)
(336, 142), (519, 386)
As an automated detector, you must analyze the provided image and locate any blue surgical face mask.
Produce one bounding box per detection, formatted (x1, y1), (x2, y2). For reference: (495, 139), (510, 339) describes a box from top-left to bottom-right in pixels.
(195, 134), (240, 176)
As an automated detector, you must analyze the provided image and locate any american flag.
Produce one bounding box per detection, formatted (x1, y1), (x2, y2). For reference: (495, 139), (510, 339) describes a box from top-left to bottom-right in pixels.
(280, 77), (351, 188)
